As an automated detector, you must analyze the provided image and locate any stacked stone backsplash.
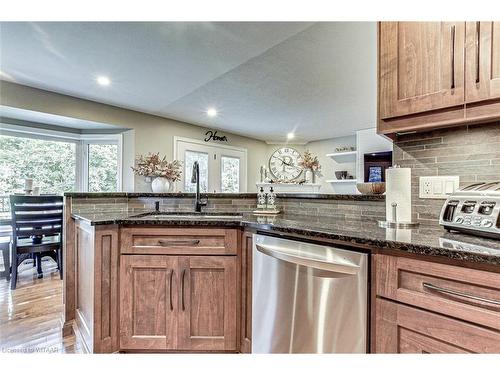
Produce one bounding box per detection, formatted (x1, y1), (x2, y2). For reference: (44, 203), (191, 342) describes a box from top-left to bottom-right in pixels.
(71, 194), (386, 221)
(393, 123), (500, 224)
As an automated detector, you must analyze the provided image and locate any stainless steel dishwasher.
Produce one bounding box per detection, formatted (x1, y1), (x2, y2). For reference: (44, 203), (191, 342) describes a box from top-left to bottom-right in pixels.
(252, 234), (368, 353)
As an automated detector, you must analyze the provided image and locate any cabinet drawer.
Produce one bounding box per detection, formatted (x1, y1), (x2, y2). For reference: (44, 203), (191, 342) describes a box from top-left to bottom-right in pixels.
(375, 254), (500, 330)
(120, 227), (238, 255)
(375, 298), (500, 353)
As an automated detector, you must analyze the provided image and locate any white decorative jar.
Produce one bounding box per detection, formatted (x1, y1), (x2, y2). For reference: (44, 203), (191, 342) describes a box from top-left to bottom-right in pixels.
(151, 177), (172, 193)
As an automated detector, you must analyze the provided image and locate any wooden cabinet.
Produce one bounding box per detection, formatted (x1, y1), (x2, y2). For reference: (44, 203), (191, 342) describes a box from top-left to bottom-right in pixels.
(373, 254), (500, 353)
(121, 227), (238, 255)
(465, 21), (500, 122)
(379, 22), (465, 119)
(375, 298), (500, 353)
(378, 21), (500, 135)
(240, 231), (253, 353)
(374, 254), (500, 330)
(73, 221), (120, 353)
(119, 228), (239, 352)
(119, 255), (178, 351)
(177, 256), (237, 351)
(465, 22), (500, 103)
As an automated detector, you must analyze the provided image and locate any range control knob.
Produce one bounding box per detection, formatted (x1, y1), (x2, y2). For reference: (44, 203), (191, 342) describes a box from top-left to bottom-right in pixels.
(455, 216), (464, 224)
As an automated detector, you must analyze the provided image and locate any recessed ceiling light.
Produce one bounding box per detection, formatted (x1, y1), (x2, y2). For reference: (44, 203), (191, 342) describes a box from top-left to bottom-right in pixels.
(287, 132), (295, 140)
(206, 108), (218, 118)
(96, 76), (111, 86)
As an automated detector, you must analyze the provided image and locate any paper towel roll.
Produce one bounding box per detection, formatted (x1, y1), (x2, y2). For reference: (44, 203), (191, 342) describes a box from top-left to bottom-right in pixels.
(385, 167), (412, 223)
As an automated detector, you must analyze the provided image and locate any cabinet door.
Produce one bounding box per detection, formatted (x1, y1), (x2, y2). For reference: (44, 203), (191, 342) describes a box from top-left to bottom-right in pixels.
(178, 256), (237, 351)
(240, 232), (253, 353)
(379, 22), (465, 119)
(120, 255), (178, 351)
(465, 22), (500, 103)
(375, 298), (500, 353)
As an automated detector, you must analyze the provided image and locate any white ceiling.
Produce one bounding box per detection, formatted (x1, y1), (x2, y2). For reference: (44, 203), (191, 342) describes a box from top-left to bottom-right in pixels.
(0, 22), (376, 142)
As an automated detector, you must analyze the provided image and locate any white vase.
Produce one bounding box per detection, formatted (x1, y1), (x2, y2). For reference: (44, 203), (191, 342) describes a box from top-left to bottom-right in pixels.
(151, 177), (172, 193)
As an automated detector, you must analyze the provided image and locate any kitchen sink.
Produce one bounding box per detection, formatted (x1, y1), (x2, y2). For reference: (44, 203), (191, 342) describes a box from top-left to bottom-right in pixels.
(128, 212), (243, 220)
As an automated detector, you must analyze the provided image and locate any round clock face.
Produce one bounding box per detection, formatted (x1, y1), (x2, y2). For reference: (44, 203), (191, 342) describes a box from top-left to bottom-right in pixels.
(269, 147), (303, 181)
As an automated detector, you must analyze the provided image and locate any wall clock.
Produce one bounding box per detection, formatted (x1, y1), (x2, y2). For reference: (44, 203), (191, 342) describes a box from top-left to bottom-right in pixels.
(269, 147), (303, 181)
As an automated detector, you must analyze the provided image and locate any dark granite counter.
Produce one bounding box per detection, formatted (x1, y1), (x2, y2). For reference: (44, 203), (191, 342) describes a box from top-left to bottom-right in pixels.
(71, 210), (500, 267)
(64, 192), (385, 201)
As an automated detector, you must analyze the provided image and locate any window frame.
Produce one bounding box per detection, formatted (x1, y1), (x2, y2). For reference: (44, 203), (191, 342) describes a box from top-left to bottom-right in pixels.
(82, 137), (123, 192)
(174, 136), (247, 193)
(0, 122), (123, 192)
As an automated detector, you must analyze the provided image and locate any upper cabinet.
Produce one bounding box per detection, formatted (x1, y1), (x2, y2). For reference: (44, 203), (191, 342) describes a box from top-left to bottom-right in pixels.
(378, 21), (500, 135)
(379, 22), (465, 119)
(466, 22), (500, 103)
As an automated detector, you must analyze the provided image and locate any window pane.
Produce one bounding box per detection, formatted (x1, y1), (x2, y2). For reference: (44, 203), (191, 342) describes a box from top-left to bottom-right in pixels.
(221, 156), (240, 193)
(184, 150), (208, 193)
(88, 143), (118, 192)
(0, 134), (76, 198)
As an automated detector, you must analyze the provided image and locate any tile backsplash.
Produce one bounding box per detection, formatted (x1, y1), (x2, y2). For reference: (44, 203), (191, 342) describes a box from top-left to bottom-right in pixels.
(71, 195), (386, 221)
(394, 123), (500, 224)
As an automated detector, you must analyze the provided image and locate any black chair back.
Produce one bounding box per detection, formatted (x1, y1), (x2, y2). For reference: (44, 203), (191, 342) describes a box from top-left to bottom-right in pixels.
(9, 195), (64, 244)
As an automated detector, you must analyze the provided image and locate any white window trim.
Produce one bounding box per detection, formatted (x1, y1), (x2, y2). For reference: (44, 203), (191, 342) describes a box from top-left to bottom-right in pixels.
(173, 136), (248, 193)
(82, 137), (123, 192)
(0, 122), (123, 192)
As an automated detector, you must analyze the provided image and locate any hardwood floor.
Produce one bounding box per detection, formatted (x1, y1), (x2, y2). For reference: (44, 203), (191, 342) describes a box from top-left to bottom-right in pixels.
(0, 255), (85, 353)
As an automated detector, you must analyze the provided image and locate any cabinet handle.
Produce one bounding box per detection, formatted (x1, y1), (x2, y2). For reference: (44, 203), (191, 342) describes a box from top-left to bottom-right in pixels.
(423, 282), (500, 306)
(450, 25), (456, 89)
(475, 21), (480, 84)
(158, 239), (200, 247)
(169, 269), (174, 311)
(181, 268), (186, 311)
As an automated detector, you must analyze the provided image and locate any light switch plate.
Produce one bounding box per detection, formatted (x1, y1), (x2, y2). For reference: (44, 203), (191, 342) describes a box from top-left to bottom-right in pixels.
(419, 176), (459, 199)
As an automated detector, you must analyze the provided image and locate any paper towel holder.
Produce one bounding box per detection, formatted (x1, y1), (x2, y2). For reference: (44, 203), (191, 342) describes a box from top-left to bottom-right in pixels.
(378, 202), (420, 229)
(378, 221), (420, 229)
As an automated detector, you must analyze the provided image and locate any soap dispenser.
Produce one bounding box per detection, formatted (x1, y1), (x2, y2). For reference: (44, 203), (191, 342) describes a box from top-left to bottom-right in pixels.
(266, 186), (277, 210)
(257, 187), (267, 210)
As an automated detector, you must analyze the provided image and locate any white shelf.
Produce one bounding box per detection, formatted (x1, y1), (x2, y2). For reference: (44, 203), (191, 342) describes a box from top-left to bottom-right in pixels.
(326, 151), (357, 159)
(256, 182), (321, 193)
(326, 179), (357, 183)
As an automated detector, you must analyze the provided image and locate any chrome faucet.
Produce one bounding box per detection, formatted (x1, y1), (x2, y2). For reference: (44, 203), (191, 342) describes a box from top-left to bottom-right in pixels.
(191, 161), (208, 212)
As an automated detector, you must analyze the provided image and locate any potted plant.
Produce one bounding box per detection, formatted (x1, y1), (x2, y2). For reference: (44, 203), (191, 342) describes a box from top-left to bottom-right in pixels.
(131, 153), (182, 193)
(299, 150), (322, 183)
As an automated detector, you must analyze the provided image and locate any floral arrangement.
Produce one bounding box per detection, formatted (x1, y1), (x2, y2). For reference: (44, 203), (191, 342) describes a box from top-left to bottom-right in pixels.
(299, 150), (321, 173)
(131, 153), (182, 182)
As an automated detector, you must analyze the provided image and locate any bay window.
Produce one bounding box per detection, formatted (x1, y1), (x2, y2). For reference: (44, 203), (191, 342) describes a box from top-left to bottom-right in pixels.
(0, 123), (122, 200)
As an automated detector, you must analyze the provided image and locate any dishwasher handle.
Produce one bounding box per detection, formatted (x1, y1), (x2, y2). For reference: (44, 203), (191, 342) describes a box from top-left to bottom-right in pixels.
(255, 243), (360, 275)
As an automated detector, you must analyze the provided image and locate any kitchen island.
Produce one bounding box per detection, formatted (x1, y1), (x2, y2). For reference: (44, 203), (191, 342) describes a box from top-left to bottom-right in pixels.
(63, 193), (500, 353)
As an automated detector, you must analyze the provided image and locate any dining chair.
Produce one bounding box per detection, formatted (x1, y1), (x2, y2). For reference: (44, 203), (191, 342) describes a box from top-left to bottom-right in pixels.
(10, 195), (63, 289)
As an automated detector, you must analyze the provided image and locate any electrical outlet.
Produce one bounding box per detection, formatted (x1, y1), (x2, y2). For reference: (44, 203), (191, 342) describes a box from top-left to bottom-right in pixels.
(419, 176), (459, 199)
(422, 180), (432, 196)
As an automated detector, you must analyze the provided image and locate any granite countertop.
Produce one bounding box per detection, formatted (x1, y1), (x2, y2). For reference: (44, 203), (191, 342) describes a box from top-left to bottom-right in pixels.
(64, 192), (385, 201)
(71, 210), (500, 267)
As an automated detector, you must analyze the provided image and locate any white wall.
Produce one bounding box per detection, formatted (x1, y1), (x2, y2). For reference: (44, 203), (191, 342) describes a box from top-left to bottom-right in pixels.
(263, 130), (391, 194)
(304, 135), (357, 193)
(0, 81), (268, 192)
(121, 129), (135, 192)
(0, 82), (393, 195)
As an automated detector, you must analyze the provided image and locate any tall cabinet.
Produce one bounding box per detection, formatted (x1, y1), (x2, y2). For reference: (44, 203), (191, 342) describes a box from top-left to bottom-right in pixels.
(378, 21), (500, 135)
